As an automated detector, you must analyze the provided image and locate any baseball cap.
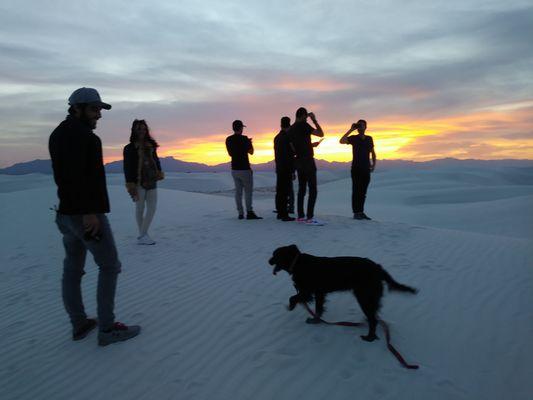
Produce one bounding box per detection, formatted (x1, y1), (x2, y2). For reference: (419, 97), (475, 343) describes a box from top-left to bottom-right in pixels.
(232, 120), (246, 131)
(68, 87), (112, 110)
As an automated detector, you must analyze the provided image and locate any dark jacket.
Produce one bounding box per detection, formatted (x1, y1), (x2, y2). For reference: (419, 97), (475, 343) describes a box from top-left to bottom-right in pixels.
(274, 130), (295, 173)
(49, 115), (110, 215)
(123, 142), (162, 185)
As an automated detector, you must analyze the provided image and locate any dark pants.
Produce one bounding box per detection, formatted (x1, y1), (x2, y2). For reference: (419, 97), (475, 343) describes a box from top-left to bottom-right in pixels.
(296, 159), (318, 219)
(288, 180), (294, 213)
(351, 168), (371, 213)
(55, 213), (121, 332)
(275, 170), (293, 217)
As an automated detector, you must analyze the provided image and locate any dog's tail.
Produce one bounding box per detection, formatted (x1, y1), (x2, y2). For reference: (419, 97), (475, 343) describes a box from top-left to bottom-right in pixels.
(379, 265), (418, 294)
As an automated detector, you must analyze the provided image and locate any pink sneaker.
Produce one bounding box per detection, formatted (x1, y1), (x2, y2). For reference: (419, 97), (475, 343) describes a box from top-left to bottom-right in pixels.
(296, 217), (307, 223)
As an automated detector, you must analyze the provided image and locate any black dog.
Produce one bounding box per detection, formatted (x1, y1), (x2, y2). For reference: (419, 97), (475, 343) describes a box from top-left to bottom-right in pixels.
(269, 244), (417, 342)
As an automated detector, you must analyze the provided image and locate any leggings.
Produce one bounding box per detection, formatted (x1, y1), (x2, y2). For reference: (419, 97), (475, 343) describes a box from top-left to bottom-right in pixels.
(136, 187), (157, 236)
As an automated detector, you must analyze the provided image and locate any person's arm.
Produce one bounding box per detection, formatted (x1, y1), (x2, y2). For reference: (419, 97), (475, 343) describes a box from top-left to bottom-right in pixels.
(340, 123), (358, 144)
(154, 148), (164, 180)
(123, 145), (139, 200)
(225, 137), (233, 157)
(370, 139), (377, 172)
(248, 137), (254, 155)
(312, 138), (324, 147)
(308, 112), (324, 137)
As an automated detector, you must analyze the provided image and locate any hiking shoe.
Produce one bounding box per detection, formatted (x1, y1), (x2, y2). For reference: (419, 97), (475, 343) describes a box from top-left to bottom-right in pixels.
(238, 214), (244, 220)
(281, 216), (295, 222)
(360, 213), (372, 220)
(137, 234), (155, 245)
(73, 318), (97, 341)
(305, 218), (324, 226)
(98, 322), (141, 346)
(246, 212), (263, 220)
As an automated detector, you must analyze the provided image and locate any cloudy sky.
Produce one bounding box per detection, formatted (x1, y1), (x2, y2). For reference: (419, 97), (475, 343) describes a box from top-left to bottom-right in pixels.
(1, 0), (532, 167)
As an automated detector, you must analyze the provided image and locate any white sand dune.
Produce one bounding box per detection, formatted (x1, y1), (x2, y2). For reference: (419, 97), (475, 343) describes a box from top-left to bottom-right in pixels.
(0, 167), (532, 400)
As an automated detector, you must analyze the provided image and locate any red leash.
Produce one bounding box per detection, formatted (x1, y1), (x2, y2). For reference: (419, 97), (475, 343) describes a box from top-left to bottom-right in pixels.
(302, 303), (419, 370)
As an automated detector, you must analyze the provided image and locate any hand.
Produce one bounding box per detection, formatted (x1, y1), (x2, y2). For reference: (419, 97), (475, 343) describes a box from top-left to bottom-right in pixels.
(83, 214), (100, 236)
(308, 112), (316, 121)
(351, 122), (358, 131)
(127, 186), (138, 201)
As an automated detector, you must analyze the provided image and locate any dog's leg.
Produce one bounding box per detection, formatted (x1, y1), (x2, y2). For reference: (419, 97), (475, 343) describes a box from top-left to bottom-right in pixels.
(354, 289), (380, 342)
(287, 294), (300, 311)
(306, 292), (325, 324)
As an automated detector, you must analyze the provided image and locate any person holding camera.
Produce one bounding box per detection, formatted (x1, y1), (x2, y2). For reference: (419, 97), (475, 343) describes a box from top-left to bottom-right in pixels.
(225, 120), (262, 220)
(288, 107), (324, 225)
(123, 119), (164, 245)
(49, 87), (141, 346)
(340, 119), (376, 220)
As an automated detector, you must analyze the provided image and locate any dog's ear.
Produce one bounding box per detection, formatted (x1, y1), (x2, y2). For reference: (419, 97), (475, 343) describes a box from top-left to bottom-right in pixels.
(288, 244), (300, 253)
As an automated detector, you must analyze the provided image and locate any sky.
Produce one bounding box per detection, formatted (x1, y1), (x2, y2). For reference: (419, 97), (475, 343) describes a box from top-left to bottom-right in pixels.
(1, 0), (532, 167)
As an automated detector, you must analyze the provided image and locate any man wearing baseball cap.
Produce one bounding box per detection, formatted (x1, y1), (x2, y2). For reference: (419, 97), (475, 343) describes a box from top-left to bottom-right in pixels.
(49, 87), (141, 346)
(225, 120), (262, 220)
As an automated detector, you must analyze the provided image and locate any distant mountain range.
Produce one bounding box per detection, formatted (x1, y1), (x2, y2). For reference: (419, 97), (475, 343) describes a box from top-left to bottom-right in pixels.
(1, 157), (532, 175)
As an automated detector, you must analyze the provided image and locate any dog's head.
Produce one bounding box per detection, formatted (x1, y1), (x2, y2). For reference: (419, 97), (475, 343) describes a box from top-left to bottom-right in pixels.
(269, 244), (300, 275)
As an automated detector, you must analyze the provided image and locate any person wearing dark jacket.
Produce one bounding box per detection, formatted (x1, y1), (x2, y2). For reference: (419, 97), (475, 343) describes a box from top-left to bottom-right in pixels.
(339, 119), (376, 220)
(274, 116), (296, 221)
(49, 87), (140, 346)
(225, 120), (262, 220)
(123, 119), (164, 245)
(288, 107), (324, 225)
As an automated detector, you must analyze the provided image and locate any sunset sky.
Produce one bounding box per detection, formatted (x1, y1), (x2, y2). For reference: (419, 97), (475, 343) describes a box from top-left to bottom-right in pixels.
(1, 0), (532, 167)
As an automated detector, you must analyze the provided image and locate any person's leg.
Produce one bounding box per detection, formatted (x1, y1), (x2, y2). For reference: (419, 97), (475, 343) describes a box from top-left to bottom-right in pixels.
(288, 179), (295, 214)
(275, 172), (284, 217)
(243, 170), (254, 213)
(231, 171), (244, 215)
(353, 169), (364, 213)
(351, 169), (357, 214)
(83, 215), (121, 332)
(306, 166), (318, 219)
(135, 187), (147, 236)
(297, 168), (308, 219)
(55, 214), (88, 330)
(140, 189), (157, 236)
(360, 170), (371, 212)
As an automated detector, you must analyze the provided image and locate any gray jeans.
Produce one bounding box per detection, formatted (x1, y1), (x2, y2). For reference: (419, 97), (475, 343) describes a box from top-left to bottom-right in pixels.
(231, 170), (254, 214)
(55, 213), (121, 332)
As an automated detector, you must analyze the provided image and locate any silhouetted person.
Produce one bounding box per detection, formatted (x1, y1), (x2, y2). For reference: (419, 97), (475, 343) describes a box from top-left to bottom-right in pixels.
(288, 107), (324, 225)
(49, 87), (140, 346)
(274, 116), (296, 221)
(225, 120), (262, 220)
(340, 119), (376, 220)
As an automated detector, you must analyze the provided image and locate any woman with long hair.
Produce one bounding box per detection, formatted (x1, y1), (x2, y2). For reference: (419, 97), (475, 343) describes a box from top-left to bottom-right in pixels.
(123, 119), (164, 244)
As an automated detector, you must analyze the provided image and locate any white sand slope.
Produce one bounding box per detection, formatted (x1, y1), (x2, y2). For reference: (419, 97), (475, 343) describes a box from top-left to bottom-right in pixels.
(0, 169), (532, 400)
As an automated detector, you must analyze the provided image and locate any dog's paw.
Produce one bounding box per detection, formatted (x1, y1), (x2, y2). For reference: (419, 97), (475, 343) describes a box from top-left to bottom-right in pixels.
(360, 334), (379, 342)
(305, 317), (322, 324)
(287, 302), (296, 311)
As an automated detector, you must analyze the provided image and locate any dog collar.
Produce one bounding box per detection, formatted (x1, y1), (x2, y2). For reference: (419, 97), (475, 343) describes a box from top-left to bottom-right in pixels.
(288, 253), (300, 273)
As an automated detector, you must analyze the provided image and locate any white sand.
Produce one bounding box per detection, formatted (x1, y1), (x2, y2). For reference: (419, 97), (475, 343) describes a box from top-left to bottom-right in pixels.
(0, 166), (532, 400)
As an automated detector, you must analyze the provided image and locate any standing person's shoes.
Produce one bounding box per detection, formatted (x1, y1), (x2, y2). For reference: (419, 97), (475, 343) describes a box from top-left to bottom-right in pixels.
(98, 322), (141, 346)
(296, 217), (307, 223)
(353, 212), (372, 220)
(238, 214), (244, 220)
(137, 234), (156, 245)
(305, 218), (324, 226)
(280, 216), (295, 222)
(246, 211), (263, 220)
(72, 318), (97, 341)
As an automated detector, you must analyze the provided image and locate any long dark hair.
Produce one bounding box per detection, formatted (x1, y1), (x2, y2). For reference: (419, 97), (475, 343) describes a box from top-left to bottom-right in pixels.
(129, 119), (159, 147)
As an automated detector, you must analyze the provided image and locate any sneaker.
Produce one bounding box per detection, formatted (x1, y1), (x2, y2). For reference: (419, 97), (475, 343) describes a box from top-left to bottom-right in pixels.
(246, 211), (263, 220)
(137, 234), (155, 245)
(98, 322), (141, 346)
(238, 214), (244, 220)
(360, 213), (372, 220)
(305, 218), (324, 226)
(281, 216), (295, 222)
(72, 318), (97, 341)
(296, 217), (307, 223)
